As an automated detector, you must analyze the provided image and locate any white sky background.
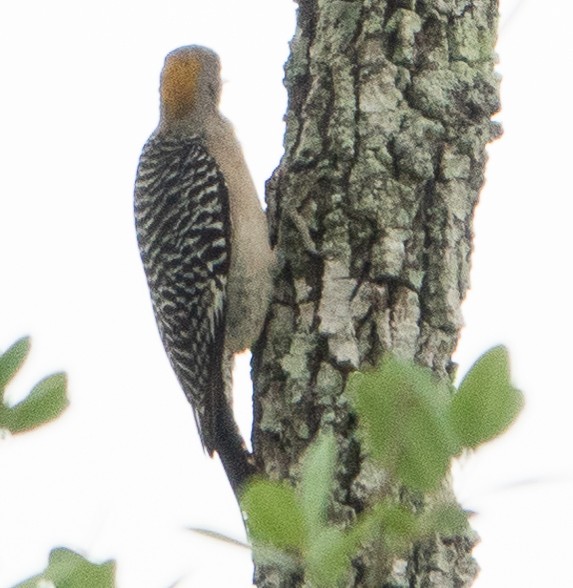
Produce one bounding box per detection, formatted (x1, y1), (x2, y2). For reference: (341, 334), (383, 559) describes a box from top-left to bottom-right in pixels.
(0, 0), (571, 586)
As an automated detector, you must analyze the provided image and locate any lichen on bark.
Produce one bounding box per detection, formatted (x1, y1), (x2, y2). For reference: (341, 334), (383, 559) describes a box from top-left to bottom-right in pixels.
(253, 0), (500, 585)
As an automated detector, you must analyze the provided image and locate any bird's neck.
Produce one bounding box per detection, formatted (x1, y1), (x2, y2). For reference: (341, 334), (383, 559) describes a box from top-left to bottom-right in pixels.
(158, 107), (219, 137)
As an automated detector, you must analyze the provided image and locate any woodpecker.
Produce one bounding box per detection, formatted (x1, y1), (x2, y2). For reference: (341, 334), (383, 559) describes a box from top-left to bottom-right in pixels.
(134, 46), (273, 491)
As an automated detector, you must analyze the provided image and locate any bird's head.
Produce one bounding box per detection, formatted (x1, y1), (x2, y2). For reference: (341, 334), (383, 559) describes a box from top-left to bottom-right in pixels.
(159, 45), (222, 129)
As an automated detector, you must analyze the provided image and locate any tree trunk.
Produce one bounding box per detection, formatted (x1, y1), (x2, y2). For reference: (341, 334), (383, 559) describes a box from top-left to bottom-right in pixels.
(252, 0), (500, 585)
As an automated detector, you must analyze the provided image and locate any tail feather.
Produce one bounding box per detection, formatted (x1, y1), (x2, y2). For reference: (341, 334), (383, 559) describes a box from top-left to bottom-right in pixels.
(209, 345), (254, 492)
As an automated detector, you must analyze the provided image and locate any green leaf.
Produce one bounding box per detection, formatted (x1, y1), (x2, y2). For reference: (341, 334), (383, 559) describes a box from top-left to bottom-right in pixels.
(450, 346), (524, 448)
(349, 356), (458, 491)
(378, 503), (417, 552)
(344, 499), (418, 561)
(2, 373), (68, 434)
(12, 547), (115, 588)
(0, 337), (31, 396)
(415, 503), (469, 538)
(305, 527), (352, 588)
(245, 543), (299, 572)
(241, 479), (305, 551)
(300, 432), (336, 541)
(366, 501), (417, 554)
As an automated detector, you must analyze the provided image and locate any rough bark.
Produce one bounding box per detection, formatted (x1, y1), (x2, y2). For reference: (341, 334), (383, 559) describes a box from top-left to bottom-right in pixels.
(252, 0), (500, 586)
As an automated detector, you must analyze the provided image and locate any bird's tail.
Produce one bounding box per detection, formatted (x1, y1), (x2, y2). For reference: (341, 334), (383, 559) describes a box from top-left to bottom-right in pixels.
(211, 350), (255, 494)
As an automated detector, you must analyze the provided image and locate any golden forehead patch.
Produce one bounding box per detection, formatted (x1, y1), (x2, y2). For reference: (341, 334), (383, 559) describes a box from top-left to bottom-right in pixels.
(161, 53), (202, 119)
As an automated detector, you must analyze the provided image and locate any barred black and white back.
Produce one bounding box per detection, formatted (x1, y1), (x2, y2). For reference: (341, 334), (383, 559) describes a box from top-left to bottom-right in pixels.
(134, 133), (230, 455)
